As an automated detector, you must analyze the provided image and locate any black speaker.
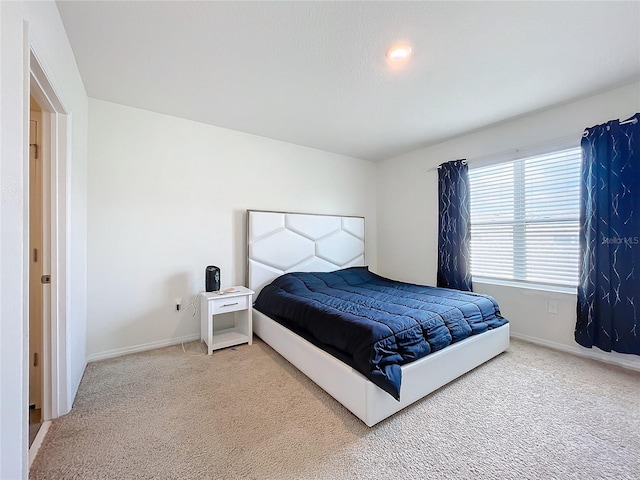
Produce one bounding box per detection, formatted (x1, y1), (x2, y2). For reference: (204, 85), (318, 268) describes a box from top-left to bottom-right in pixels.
(205, 266), (220, 292)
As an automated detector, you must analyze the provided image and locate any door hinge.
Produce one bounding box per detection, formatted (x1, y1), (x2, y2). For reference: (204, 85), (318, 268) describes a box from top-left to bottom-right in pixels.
(41, 274), (51, 284)
(34, 352), (39, 367)
(33, 248), (38, 262)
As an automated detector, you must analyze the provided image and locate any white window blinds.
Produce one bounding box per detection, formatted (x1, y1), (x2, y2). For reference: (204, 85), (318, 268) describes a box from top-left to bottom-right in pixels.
(468, 147), (581, 288)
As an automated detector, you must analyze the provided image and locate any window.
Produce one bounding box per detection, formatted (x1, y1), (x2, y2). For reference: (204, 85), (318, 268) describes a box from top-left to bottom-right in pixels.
(468, 147), (581, 289)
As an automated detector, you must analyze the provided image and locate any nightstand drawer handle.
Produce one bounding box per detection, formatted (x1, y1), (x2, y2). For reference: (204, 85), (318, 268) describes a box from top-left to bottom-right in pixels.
(222, 302), (239, 307)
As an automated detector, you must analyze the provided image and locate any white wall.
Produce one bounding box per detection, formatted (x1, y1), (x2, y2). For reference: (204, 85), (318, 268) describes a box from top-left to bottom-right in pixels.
(87, 99), (377, 359)
(0, 1), (88, 478)
(377, 82), (640, 370)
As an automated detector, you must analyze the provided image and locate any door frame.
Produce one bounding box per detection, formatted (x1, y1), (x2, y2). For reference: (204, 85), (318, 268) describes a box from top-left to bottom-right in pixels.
(28, 46), (71, 421)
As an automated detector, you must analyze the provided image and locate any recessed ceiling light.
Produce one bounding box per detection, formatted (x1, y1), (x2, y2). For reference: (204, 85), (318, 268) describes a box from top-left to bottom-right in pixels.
(386, 43), (412, 63)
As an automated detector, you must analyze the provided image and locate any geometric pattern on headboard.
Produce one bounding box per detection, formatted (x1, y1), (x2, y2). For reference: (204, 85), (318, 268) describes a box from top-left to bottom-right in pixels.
(247, 210), (365, 297)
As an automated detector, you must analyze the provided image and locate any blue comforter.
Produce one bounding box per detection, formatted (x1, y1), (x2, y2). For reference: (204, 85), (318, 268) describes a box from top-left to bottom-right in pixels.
(254, 267), (508, 400)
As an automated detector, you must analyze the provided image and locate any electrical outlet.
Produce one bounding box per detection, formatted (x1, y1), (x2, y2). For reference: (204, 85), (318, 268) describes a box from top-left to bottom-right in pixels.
(547, 300), (558, 315)
(175, 298), (182, 312)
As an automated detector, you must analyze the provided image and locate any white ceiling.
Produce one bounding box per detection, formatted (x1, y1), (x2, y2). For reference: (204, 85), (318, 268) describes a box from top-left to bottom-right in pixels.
(56, 1), (640, 161)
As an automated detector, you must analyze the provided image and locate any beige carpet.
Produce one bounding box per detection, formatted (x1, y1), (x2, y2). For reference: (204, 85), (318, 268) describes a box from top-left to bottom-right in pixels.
(30, 338), (640, 479)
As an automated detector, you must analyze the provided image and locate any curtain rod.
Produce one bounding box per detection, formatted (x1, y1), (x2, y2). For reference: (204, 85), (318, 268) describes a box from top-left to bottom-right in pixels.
(582, 115), (638, 136)
(619, 117), (638, 126)
(426, 115), (637, 173)
(425, 133), (582, 173)
(426, 161), (467, 172)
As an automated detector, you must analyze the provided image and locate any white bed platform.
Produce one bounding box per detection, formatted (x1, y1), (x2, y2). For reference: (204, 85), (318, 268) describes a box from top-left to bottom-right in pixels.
(247, 210), (510, 427)
(254, 310), (509, 427)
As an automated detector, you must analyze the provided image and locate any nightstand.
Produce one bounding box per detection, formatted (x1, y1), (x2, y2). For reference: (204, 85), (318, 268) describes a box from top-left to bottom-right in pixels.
(200, 286), (255, 354)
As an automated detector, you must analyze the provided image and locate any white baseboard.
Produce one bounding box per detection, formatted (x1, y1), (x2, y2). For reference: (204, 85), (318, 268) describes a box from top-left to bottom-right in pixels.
(87, 333), (201, 362)
(69, 360), (87, 410)
(29, 421), (51, 469)
(510, 332), (640, 372)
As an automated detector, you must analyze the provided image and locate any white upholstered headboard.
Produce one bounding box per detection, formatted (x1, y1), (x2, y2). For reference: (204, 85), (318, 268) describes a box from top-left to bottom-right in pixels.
(247, 210), (365, 297)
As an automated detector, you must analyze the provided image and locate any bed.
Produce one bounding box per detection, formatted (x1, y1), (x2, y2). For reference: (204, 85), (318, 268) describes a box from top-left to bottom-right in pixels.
(247, 210), (510, 426)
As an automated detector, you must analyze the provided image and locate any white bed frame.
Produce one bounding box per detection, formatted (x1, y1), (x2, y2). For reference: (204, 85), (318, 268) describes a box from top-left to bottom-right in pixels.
(247, 210), (510, 427)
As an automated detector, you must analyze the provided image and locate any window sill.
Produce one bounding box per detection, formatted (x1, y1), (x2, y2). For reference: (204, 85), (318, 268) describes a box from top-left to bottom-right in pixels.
(472, 277), (577, 295)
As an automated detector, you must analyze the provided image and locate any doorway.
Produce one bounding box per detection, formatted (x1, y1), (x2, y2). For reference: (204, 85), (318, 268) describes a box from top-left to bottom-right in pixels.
(27, 48), (71, 463)
(28, 97), (45, 447)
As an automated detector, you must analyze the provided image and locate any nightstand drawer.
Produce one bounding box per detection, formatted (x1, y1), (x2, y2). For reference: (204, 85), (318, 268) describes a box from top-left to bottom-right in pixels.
(211, 295), (248, 314)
